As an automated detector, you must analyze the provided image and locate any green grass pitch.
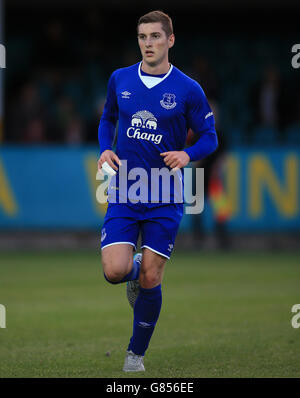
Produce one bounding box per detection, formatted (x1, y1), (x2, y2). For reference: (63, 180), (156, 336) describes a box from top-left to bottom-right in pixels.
(0, 249), (300, 378)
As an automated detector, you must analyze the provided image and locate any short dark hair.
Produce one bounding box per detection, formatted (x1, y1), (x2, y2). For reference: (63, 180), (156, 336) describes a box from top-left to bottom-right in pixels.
(137, 10), (173, 38)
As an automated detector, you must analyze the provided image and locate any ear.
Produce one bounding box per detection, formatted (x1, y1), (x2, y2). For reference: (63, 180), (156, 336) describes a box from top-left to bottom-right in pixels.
(168, 34), (175, 49)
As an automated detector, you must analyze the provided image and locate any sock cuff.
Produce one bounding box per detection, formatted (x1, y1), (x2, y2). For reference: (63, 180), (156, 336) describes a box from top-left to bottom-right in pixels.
(139, 284), (162, 295)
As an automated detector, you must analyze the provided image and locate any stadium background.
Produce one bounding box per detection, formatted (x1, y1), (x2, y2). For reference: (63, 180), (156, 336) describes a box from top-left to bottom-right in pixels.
(0, 0), (300, 378)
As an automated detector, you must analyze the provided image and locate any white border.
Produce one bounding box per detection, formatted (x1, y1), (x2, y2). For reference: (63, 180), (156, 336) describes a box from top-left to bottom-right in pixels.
(138, 61), (173, 89)
(101, 241), (136, 250)
(141, 245), (170, 260)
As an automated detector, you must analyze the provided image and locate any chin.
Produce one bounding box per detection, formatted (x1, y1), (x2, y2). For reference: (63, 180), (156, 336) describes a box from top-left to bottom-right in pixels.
(144, 57), (160, 67)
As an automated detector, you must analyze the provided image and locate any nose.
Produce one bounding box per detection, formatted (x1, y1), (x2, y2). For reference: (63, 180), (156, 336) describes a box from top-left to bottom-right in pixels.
(145, 38), (153, 47)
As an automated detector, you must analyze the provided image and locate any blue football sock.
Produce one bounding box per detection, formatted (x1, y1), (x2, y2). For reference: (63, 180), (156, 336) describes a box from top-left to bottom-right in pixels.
(128, 284), (162, 356)
(104, 256), (140, 284)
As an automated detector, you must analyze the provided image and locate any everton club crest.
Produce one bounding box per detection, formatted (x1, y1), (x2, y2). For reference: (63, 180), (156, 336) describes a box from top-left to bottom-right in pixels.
(160, 93), (177, 110)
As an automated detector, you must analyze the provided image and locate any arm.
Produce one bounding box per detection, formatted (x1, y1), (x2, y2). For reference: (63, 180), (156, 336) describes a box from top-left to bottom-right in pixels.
(161, 81), (218, 170)
(98, 72), (121, 171)
(183, 130), (218, 162)
(160, 131), (218, 170)
(184, 80), (218, 161)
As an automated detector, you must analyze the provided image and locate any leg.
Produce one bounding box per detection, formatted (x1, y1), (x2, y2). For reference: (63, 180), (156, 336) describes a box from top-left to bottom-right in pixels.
(100, 213), (140, 284)
(127, 248), (166, 357)
(101, 243), (134, 283)
(139, 247), (167, 289)
(126, 248), (166, 307)
(123, 205), (183, 371)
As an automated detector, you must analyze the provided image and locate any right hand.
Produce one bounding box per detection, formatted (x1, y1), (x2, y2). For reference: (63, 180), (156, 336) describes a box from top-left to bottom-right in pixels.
(97, 150), (122, 173)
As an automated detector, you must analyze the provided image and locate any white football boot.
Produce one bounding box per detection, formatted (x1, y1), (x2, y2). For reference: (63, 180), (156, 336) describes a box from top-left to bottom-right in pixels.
(126, 253), (142, 309)
(123, 350), (145, 372)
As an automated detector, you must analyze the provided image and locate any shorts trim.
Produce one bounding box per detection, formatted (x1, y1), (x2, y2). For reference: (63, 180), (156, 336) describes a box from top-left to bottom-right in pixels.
(141, 245), (170, 260)
(101, 241), (137, 250)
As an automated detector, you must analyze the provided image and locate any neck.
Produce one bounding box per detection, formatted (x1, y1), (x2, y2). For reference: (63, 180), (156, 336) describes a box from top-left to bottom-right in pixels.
(141, 59), (170, 75)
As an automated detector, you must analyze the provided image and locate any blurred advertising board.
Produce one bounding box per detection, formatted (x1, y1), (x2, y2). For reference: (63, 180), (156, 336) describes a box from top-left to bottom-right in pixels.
(0, 146), (299, 232)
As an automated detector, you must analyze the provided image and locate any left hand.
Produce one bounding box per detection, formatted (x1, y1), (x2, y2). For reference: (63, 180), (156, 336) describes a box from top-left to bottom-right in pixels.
(160, 151), (190, 172)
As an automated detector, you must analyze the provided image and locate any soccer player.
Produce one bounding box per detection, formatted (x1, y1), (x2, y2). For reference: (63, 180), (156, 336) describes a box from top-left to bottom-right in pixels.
(98, 10), (218, 372)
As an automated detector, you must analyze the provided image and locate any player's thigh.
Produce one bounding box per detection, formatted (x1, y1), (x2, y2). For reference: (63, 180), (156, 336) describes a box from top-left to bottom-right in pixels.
(139, 247), (167, 289)
(100, 216), (139, 277)
(102, 244), (134, 278)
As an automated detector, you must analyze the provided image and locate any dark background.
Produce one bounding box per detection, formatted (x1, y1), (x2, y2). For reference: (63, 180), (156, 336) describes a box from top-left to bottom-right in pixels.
(4, 1), (300, 146)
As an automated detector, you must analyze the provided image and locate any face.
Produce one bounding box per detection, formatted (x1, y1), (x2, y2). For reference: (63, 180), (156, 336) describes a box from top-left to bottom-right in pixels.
(137, 22), (175, 67)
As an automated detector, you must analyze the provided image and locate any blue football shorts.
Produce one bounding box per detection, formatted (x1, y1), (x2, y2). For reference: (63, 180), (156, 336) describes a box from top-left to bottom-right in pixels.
(100, 202), (183, 259)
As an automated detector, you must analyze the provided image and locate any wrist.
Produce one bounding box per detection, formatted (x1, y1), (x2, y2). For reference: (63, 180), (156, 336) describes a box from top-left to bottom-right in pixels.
(183, 149), (191, 163)
(100, 147), (112, 156)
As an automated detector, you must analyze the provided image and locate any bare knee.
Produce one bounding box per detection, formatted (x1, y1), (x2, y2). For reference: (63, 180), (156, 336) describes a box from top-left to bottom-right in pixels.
(101, 248), (133, 284)
(104, 269), (126, 283)
(139, 250), (166, 289)
(102, 260), (128, 283)
(139, 268), (162, 289)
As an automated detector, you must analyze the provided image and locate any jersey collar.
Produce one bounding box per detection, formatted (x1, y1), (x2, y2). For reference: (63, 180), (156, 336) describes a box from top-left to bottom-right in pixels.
(138, 61), (173, 89)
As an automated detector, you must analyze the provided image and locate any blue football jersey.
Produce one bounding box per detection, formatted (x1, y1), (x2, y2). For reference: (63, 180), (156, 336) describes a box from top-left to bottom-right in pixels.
(99, 62), (217, 205)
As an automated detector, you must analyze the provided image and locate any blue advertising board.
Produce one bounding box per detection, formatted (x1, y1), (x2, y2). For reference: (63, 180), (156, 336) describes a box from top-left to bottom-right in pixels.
(0, 146), (299, 232)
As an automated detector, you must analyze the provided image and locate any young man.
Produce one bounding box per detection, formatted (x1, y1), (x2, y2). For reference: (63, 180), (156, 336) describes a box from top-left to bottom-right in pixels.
(98, 10), (218, 372)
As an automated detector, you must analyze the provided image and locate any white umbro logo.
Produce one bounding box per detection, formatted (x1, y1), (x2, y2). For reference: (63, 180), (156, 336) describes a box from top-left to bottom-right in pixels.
(167, 244), (174, 252)
(101, 228), (107, 242)
(205, 111), (213, 119)
(138, 322), (151, 328)
(122, 91), (131, 99)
